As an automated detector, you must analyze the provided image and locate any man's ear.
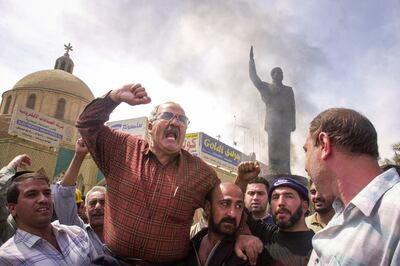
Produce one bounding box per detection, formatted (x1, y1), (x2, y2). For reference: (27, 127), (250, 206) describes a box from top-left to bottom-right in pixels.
(318, 132), (332, 160)
(8, 203), (17, 218)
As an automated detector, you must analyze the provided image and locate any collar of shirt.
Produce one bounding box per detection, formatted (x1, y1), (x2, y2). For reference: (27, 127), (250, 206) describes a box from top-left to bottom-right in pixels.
(309, 213), (321, 226)
(344, 168), (400, 217)
(14, 223), (67, 248)
(83, 223), (93, 231)
(142, 143), (183, 166)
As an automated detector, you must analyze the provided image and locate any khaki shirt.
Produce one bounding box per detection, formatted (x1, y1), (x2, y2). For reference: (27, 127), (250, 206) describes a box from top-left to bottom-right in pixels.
(305, 212), (324, 233)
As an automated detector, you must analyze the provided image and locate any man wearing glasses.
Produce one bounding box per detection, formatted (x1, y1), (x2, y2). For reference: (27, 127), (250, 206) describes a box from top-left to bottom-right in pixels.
(76, 84), (261, 266)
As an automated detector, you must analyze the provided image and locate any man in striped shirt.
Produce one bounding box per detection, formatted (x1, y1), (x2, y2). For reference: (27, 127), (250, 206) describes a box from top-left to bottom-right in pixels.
(0, 172), (97, 265)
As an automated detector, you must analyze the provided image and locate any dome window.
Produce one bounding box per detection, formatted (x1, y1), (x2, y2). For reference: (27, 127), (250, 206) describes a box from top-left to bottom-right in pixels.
(26, 94), (36, 110)
(55, 98), (66, 119)
(3, 95), (12, 114)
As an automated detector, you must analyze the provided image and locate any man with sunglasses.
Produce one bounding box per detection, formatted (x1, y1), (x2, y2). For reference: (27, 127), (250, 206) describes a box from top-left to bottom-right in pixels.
(76, 84), (262, 265)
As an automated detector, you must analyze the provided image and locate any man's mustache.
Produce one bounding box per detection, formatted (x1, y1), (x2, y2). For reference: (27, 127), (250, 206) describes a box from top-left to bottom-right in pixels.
(219, 217), (237, 226)
(276, 207), (291, 214)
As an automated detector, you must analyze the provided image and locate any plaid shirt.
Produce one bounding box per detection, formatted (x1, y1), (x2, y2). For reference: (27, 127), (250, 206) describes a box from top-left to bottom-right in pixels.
(76, 95), (219, 262)
(0, 222), (97, 265)
(308, 168), (400, 266)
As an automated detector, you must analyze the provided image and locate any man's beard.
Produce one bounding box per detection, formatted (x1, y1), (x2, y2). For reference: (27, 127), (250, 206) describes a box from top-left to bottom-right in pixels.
(209, 210), (238, 236)
(314, 202), (331, 214)
(273, 204), (303, 229)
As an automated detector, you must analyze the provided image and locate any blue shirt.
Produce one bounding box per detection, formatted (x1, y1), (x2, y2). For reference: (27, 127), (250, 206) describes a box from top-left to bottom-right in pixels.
(53, 182), (105, 255)
(308, 168), (400, 265)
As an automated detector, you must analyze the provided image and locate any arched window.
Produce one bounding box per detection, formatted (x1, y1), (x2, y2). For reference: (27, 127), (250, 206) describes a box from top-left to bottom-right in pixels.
(26, 94), (36, 109)
(3, 95), (12, 114)
(55, 98), (66, 119)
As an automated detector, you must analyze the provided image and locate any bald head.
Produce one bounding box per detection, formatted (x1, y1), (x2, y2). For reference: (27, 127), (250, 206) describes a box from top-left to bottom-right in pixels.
(207, 182), (244, 203)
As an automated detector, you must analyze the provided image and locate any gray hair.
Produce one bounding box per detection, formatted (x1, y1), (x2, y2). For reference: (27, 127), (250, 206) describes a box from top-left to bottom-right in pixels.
(148, 104), (162, 123)
(85, 186), (106, 206)
(148, 102), (183, 123)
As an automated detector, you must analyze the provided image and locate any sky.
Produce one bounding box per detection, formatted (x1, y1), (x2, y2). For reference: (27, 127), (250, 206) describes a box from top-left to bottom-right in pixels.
(1, 0), (399, 176)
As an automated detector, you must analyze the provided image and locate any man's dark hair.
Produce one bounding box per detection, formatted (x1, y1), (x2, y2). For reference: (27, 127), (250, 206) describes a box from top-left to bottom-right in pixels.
(7, 172), (49, 204)
(309, 108), (379, 158)
(248, 177), (270, 192)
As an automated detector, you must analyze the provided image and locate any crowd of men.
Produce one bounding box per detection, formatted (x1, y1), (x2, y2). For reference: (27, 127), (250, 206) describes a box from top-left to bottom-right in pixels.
(0, 83), (399, 265)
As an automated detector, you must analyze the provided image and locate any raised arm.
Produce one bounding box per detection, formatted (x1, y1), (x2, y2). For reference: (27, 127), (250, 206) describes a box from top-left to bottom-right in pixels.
(53, 138), (88, 227)
(235, 161), (260, 192)
(76, 83), (151, 176)
(61, 138), (88, 186)
(249, 46), (263, 89)
(1, 155), (32, 220)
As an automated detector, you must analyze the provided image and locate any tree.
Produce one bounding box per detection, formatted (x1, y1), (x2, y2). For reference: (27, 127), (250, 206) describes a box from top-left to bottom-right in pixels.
(381, 142), (400, 166)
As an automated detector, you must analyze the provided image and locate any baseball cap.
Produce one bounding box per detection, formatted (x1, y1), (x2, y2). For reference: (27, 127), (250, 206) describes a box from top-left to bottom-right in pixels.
(268, 176), (309, 202)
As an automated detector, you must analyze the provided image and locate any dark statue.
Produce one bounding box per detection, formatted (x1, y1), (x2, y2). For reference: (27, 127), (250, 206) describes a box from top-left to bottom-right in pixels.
(249, 46), (295, 174)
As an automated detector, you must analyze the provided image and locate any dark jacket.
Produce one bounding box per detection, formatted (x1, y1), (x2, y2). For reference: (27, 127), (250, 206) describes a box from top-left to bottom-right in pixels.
(247, 211), (314, 266)
(185, 228), (249, 266)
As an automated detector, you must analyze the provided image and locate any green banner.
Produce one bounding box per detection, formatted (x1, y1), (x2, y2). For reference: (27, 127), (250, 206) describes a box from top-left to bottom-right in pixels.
(53, 147), (74, 177)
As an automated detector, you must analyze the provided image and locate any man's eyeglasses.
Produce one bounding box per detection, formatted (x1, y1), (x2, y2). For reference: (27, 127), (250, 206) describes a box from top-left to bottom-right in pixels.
(157, 112), (190, 126)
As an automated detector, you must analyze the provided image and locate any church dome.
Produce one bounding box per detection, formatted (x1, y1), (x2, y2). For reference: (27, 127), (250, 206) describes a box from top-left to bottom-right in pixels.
(12, 69), (94, 101)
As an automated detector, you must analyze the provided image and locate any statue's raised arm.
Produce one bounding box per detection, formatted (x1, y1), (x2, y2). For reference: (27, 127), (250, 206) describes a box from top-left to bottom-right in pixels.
(249, 46), (264, 90)
(247, 46), (296, 174)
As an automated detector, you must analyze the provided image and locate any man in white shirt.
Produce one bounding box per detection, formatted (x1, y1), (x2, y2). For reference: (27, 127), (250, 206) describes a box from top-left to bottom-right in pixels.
(0, 172), (97, 265)
(303, 107), (400, 265)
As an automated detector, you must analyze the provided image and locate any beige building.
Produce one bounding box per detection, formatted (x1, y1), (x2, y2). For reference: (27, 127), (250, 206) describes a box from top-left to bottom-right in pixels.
(0, 44), (265, 195)
(0, 44), (99, 193)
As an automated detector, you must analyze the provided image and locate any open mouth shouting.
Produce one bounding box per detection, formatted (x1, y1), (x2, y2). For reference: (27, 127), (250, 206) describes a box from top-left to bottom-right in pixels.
(164, 126), (180, 142)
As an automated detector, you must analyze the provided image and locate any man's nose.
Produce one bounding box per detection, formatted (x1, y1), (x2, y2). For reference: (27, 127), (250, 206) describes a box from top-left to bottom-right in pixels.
(95, 202), (103, 209)
(38, 193), (49, 203)
(228, 207), (242, 218)
(226, 206), (236, 216)
(169, 115), (180, 126)
(277, 196), (286, 206)
(252, 194), (260, 200)
(314, 192), (322, 201)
